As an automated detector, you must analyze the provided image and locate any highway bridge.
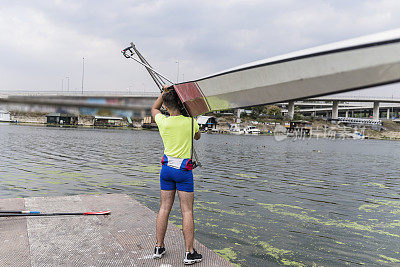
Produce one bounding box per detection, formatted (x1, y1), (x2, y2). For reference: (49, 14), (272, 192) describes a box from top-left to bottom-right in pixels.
(0, 91), (158, 111)
(1, 90), (400, 120)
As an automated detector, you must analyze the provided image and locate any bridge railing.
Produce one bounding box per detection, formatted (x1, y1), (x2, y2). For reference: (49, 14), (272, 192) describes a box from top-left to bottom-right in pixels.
(0, 90), (160, 97)
(311, 95), (400, 101)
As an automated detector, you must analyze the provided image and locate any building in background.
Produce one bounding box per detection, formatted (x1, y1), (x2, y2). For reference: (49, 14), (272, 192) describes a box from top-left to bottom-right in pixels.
(93, 116), (124, 127)
(46, 113), (78, 125)
(197, 116), (218, 131)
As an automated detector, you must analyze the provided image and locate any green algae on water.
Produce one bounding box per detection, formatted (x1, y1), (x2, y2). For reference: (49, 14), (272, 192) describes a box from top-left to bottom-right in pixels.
(214, 247), (241, 266)
(235, 173), (257, 179)
(258, 241), (305, 267)
(358, 199), (400, 214)
(225, 227), (241, 234)
(358, 204), (380, 212)
(195, 202), (245, 216)
(140, 165), (161, 173)
(258, 202), (400, 238)
(367, 182), (389, 189)
(378, 254), (400, 264)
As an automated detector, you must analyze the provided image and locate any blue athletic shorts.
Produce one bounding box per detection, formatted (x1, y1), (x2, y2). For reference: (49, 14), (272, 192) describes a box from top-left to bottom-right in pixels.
(160, 164), (194, 192)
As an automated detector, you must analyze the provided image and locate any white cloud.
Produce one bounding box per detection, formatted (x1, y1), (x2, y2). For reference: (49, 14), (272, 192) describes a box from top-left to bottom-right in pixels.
(0, 0), (400, 96)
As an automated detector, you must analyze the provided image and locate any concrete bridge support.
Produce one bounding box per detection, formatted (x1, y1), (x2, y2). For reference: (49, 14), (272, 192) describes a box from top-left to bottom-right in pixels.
(345, 110), (349, 118)
(288, 101), (295, 119)
(373, 101), (380, 120)
(236, 108), (242, 123)
(387, 108), (390, 120)
(332, 101), (339, 119)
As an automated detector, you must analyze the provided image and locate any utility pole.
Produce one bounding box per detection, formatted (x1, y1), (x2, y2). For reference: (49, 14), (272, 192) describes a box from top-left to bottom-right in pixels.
(81, 57), (85, 94)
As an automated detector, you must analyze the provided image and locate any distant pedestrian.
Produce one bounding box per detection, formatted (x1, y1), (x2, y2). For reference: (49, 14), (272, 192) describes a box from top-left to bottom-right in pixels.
(151, 86), (202, 265)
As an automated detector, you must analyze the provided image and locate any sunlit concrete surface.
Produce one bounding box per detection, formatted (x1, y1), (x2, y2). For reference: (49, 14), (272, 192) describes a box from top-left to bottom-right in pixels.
(0, 194), (233, 267)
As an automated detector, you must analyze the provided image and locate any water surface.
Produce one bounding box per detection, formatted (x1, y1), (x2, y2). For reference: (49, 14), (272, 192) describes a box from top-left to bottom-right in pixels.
(0, 123), (399, 266)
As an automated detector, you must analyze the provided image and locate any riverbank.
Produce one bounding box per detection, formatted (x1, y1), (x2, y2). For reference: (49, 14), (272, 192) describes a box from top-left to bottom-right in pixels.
(5, 111), (400, 140)
(7, 111), (143, 128)
(215, 115), (400, 140)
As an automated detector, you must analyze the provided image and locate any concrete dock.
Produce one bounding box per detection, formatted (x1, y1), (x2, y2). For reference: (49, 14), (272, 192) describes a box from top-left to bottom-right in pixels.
(0, 194), (233, 267)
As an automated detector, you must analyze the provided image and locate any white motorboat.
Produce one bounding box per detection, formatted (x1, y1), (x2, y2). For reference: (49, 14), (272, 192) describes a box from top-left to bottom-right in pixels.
(229, 124), (245, 134)
(244, 126), (261, 135)
(0, 110), (11, 122)
(346, 131), (365, 140)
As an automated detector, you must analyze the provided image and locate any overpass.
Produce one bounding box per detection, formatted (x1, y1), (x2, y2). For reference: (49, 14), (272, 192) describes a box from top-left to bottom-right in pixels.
(1, 90), (400, 120)
(281, 102), (400, 118)
(282, 96), (400, 120)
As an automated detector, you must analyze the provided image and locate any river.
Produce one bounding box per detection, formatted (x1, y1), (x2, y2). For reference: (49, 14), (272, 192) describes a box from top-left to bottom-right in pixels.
(0, 123), (399, 266)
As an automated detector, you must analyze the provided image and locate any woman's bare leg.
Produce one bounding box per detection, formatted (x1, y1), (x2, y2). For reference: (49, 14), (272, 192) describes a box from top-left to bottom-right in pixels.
(156, 189), (176, 247)
(177, 190), (195, 252)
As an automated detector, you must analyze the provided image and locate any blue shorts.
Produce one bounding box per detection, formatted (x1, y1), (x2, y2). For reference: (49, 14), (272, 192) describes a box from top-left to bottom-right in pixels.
(160, 165), (194, 192)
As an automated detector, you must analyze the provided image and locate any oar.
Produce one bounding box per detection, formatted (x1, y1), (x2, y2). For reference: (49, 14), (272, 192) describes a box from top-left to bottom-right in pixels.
(0, 210), (110, 217)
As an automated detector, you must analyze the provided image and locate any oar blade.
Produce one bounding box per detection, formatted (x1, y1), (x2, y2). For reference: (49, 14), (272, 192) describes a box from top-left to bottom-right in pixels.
(83, 210), (111, 215)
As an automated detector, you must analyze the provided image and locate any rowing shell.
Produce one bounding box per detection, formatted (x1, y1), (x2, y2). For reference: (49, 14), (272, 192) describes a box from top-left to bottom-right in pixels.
(173, 28), (400, 117)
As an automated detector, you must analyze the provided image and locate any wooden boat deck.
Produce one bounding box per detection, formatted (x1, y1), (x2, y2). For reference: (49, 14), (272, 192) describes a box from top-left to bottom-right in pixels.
(0, 194), (233, 266)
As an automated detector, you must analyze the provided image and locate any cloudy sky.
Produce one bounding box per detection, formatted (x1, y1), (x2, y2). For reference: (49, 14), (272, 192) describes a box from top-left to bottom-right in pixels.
(1, 0), (400, 96)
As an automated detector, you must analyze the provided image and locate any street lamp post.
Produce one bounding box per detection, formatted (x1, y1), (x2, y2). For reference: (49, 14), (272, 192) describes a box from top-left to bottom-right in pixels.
(81, 57), (85, 94)
(176, 61), (179, 83)
(61, 79), (64, 92)
(66, 76), (70, 92)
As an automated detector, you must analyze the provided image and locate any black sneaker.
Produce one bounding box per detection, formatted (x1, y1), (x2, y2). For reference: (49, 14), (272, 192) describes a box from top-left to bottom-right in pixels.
(153, 246), (166, 259)
(184, 249), (203, 265)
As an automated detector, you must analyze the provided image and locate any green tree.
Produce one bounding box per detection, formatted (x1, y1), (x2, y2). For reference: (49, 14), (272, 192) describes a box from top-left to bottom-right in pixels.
(266, 105), (282, 119)
(249, 105), (267, 119)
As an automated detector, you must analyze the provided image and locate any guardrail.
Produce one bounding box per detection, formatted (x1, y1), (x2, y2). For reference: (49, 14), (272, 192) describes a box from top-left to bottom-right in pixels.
(336, 117), (382, 125)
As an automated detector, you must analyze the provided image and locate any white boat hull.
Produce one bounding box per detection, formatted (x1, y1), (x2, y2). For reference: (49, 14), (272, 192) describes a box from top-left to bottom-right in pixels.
(174, 28), (400, 116)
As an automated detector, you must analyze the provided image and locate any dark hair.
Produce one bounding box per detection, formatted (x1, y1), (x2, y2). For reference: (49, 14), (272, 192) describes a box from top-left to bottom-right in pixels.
(162, 89), (190, 116)
(162, 90), (181, 110)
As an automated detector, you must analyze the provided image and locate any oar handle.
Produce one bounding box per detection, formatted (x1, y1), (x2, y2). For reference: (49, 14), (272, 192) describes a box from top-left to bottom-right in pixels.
(0, 210), (40, 214)
(0, 210), (110, 217)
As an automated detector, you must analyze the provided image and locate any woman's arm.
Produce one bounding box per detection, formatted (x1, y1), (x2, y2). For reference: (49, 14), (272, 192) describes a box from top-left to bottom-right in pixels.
(151, 94), (163, 119)
(151, 86), (171, 119)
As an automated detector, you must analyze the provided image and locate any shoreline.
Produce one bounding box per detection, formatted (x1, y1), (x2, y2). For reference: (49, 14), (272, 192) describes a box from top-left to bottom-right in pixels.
(2, 120), (400, 141)
(3, 111), (400, 141)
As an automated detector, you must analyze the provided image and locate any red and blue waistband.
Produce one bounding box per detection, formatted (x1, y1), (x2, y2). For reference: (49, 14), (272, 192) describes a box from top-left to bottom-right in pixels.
(161, 154), (193, 171)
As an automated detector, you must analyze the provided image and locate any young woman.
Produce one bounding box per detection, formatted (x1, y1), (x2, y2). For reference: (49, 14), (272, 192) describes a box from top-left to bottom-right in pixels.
(151, 87), (202, 265)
